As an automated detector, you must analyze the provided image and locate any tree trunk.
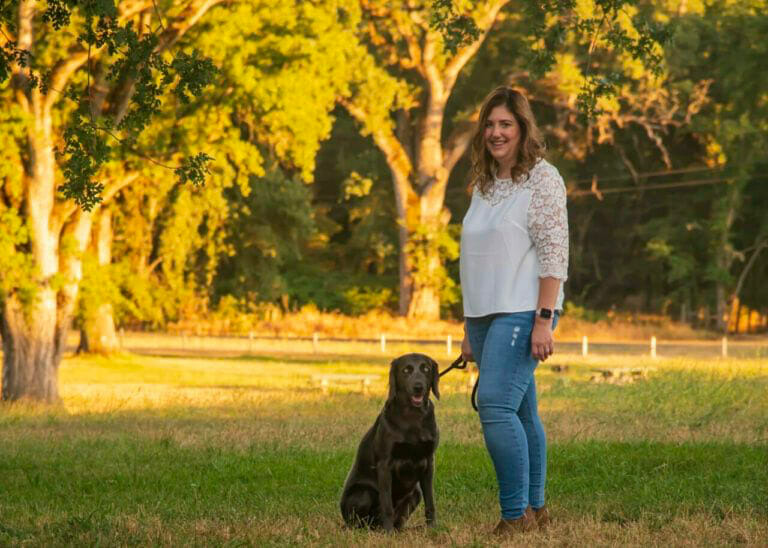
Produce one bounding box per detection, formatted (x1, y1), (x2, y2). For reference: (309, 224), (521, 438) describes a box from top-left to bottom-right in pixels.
(3, 0), (91, 400)
(1, 7), (66, 401)
(344, 1), (507, 319)
(723, 236), (768, 336)
(397, 228), (413, 316)
(405, 254), (442, 319)
(401, 83), (450, 320)
(80, 304), (119, 354)
(714, 182), (743, 333)
(3, 0), (219, 399)
(393, 181), (449, 321)
(404, 195), (451, 320)
(2, 201), (94, 402)
(715, 283), (728, 332)
(1, 293), (61, 403)
(79, 209), (119, 354)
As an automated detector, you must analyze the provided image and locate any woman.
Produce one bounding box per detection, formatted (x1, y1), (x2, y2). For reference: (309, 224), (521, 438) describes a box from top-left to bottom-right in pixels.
(459, 86), (569, 536)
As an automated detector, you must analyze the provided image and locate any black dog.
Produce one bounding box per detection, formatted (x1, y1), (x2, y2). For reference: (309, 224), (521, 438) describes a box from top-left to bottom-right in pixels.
(340, 353), (440, 532)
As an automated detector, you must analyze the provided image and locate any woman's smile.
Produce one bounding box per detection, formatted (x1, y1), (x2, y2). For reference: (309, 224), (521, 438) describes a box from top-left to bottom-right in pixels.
(488, 139), (511, 151)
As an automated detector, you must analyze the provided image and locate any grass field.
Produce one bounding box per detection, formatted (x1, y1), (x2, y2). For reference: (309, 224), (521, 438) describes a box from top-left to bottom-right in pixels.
(1, 350), (767, 546)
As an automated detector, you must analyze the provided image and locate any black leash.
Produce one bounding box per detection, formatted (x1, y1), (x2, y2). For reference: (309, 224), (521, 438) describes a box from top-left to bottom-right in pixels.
(439, 355), (479, 412)
(438, 354), (468, 377)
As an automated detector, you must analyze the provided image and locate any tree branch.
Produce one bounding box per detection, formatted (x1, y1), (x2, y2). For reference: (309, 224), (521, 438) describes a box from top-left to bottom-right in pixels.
(0, 26), (15, 45)
(40, 1), (168, 115)
(442, 109), (480, 174)
(118, 0), (155, 22)
(42, 0), (155, 108)
(43, 51), (92, 113)
(156, 0), (226, 51)
(11, 0), (35, 110)
(56, 208), (94, 359)
(421, 31), (444, 96)
(415, 1), (509, 204)
(55, 172), (140, 226)
(102, 172), (141, 204)
(733, 237), (768, 302)
(110, 0), (223, 124)
(442, 0), (510, 92)
(147, 256), (163, 274)
(393, 12), (425, 77)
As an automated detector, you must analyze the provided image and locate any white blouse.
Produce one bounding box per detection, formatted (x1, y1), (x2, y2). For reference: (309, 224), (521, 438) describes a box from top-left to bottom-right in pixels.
(460, 158), (569, 318)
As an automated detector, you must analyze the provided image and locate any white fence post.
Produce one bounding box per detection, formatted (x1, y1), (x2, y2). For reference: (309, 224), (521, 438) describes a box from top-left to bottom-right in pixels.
(446, 335), (452, 356)
(651, 336), (657, 359)
(722, 336), (728, 358)
(582, 335), (588, 357)
(248, 331), (254, 353)
(380, 333), (386, 354)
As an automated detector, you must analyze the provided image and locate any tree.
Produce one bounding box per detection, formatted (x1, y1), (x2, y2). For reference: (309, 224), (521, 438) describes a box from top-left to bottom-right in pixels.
(81, 0), (368, 337)
(624, 2), (768, 330)
(340, 0), (667, 319)
(513, 1), (768, 329)
(337, 1), (507, 319)
(0, 0), (221, 401)
(77, 207), (120, 354)
(684, 5), (768, 331)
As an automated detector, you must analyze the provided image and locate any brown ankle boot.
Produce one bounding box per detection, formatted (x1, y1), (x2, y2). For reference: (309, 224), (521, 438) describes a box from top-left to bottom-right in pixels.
(493, 506), (537, 536)
(533, 505), (550, 529)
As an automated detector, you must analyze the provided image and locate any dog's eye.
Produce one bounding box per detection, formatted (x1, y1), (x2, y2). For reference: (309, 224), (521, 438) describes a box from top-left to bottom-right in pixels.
(420, 364), (429, 372)
(404, 366), (413, 374)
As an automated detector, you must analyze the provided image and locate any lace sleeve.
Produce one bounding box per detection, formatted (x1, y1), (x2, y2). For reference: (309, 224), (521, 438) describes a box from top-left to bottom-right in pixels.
(527, 165), (569, 280)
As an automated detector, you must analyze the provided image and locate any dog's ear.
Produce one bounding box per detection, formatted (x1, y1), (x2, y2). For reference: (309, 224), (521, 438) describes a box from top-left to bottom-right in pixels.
(429, 356), (440, 400)
(387, 358), (399, 404)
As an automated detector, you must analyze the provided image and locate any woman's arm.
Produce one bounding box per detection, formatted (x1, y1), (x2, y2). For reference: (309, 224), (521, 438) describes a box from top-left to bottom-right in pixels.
(461, 320), (474, 362)
(531, 276), (560, 361)
(527, 165), (569, 362)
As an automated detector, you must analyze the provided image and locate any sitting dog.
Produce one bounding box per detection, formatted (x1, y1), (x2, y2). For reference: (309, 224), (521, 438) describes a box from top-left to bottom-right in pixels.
(340, 353), (440, 532)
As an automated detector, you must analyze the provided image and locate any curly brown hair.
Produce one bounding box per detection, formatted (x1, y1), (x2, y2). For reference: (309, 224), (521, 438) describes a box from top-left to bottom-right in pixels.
(470, 86), (546, 194)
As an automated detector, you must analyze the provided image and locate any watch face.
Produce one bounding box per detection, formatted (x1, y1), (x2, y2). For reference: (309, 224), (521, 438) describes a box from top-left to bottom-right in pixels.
(539, 308), (553, 319)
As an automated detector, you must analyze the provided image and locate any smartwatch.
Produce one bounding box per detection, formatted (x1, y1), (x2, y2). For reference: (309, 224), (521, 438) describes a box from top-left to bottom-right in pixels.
(537, 307), (553, 320)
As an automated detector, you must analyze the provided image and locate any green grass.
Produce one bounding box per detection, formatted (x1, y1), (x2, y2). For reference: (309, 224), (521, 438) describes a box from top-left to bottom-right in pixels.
(1, 351), (766, 546)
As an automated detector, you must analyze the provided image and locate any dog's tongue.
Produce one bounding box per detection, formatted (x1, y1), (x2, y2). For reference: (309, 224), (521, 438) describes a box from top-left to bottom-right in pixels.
(411, 395), (424, 406)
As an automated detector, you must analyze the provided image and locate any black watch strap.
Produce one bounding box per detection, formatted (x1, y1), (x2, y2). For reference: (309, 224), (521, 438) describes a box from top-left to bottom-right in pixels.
(537, 308), (553, 319)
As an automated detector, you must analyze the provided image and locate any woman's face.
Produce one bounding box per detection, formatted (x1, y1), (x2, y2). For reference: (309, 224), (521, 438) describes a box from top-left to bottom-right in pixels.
(484, 104), (521, 165)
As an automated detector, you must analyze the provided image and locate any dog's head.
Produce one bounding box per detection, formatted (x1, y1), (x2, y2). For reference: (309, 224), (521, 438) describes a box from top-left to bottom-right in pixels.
(387, 353), (440, 407)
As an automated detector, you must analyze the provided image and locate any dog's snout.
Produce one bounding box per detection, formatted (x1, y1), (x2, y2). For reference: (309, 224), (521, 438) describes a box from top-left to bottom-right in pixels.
(413, 382), (425, 394)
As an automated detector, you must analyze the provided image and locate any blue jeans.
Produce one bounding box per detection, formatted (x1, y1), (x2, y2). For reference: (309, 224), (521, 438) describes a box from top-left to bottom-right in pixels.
(465, 311), (558, 520)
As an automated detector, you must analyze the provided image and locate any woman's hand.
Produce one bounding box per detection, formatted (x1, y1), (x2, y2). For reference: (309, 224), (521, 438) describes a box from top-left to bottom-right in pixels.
(461, 333), (475, 362)
(531, 318), (555, 361)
